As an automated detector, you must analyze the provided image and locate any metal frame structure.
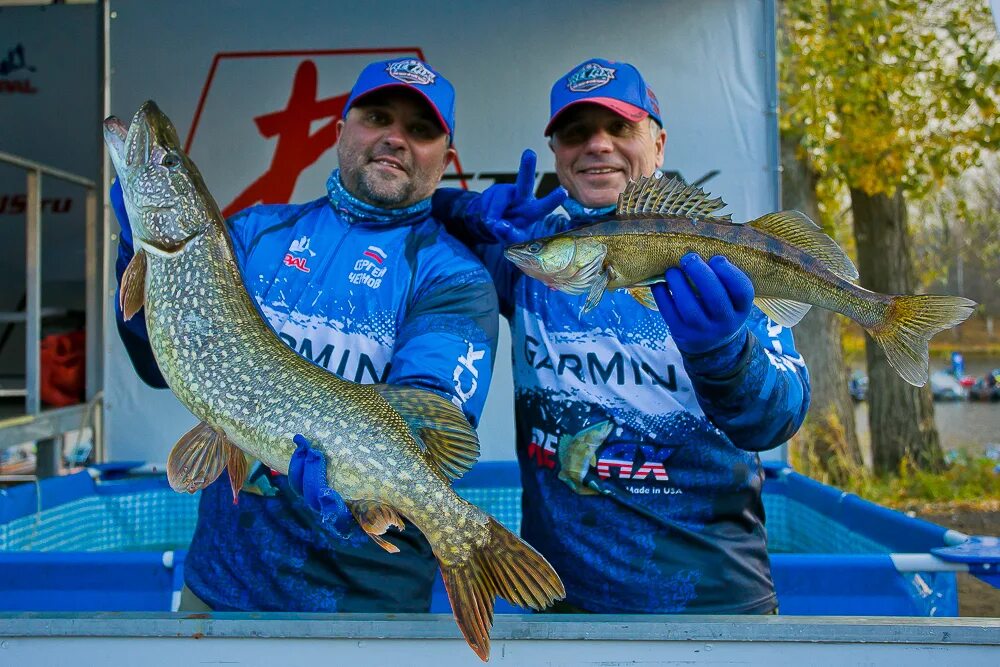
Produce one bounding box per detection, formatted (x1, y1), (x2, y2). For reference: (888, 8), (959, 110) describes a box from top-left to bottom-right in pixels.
(1, 614), (997, 665)
(0, 151), (104, 474)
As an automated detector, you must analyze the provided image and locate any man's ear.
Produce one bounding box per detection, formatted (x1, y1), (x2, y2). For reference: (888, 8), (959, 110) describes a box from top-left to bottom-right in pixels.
(443, 146), (457, 169)
(336, 118), (345, 136)
(655, 129), (667, 169)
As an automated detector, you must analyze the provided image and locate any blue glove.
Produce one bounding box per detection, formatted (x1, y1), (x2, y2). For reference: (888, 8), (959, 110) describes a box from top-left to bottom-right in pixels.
(469, 149), (567, 243)
(110, 178), (134, 251)
(288, 435), (367, 544)
(651, 253), (755, 355)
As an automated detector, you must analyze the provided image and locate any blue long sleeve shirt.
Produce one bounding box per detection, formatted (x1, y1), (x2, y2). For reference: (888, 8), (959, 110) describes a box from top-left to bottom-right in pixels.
(433, 188), (810, 614)
(115, 172), (499, 612)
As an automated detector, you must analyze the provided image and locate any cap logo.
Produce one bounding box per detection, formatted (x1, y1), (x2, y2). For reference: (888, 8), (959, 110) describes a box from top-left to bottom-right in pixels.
(566, 62), (616, 93)
(386, 59), (436, 85)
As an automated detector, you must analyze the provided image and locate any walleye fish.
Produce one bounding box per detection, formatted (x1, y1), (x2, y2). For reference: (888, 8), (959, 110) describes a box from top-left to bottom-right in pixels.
(104, 101), (564, 661)
(504, 176), (976, 387)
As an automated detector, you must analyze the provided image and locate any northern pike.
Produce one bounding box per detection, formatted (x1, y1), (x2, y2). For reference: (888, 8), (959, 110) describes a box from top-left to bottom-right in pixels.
(104, 101), (564, 661)
(504, 176), (976, 387)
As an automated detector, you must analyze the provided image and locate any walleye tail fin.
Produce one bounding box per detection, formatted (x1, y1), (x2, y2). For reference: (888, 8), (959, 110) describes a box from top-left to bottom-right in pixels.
(119, 249), (147, 320)
(868, 295), (977, 386)
(440, 517), (566, 662)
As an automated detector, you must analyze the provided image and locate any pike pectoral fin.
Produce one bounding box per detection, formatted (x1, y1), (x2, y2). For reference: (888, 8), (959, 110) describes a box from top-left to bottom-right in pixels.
(754, 297), (812, 328)
(626, 286), (658, 311)
(119, 249), (147, 321)
(373, 385), (480, 480)
(349, 500), (405, 554)
(167, 421), (230, 494)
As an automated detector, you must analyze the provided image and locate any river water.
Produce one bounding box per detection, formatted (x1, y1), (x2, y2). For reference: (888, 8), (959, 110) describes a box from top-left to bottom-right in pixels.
(850, 354), (999, 455)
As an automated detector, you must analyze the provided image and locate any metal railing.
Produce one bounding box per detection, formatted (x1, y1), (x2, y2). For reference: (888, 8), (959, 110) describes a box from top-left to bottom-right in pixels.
(0, 151), (103, 475)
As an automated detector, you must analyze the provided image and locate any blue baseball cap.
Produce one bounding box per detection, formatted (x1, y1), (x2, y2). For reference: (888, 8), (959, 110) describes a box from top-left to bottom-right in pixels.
(344, 57), (456, 141)
(545, 58), (662, 136)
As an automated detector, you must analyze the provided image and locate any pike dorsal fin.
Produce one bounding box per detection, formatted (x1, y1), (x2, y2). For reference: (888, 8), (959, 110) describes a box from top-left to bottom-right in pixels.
(748, 211), (859, 282)
(617, 176), (731, 220)
(374, 384), (480, 480)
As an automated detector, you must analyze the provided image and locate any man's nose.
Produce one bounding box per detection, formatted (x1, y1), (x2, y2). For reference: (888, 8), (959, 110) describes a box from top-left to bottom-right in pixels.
(381, 122), (407, 149)
(582, 128), (614, 153)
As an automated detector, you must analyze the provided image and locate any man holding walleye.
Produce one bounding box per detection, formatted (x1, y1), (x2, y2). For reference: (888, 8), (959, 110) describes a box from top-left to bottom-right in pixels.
(110, 58), (499, 613)
(433, 58), (811, 614)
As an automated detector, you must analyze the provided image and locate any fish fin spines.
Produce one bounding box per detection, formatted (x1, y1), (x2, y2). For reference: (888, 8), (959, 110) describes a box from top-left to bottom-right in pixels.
(749, 211), (859, 281)
(582, 269), (610, 312)
(617, 176), (728, 218)
(167, 421), (228, 494)
(868, 295), (977, 386)
(626, 286), (659, 310)
(373, 385), (480, 480)
(119, 249), (147, 321)
(754, 297), (813, 328)
(440, 517), (566, 662)
(349, 501), (405, 554)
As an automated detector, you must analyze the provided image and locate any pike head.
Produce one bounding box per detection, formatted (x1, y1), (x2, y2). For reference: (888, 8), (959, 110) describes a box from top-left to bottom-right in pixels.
(103, 100), (219, 257)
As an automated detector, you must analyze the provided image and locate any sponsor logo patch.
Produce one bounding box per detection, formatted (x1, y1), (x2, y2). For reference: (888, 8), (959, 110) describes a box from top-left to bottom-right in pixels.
(566, 62), (616, 93)
(386, 59), (436, 85)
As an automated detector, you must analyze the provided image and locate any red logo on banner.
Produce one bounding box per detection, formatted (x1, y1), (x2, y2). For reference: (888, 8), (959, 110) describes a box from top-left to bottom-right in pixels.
(223, 61), (345, 217)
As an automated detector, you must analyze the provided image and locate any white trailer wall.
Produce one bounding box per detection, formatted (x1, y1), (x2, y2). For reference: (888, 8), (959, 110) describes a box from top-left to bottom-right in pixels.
(105, 0), (780, 463)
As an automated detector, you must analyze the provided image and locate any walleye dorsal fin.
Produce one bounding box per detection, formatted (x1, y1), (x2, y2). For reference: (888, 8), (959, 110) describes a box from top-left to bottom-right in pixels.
(349, 500), (405, 554)
(167, 421), (231, 495)
(373, 385), (480, 480)
(748, 211), (859, 281)
(119, 249), (147, 321)
(754, 297), (812, 328)
(617, 176), (730, 220)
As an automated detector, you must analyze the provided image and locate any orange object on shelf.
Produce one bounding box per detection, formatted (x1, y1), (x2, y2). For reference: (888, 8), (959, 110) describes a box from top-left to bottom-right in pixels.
(40, 329), (85, 407)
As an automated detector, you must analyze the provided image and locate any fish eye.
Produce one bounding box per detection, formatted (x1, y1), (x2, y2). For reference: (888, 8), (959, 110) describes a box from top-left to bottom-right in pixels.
(527, 242), (543, 253)
(161, 153), (181, 169)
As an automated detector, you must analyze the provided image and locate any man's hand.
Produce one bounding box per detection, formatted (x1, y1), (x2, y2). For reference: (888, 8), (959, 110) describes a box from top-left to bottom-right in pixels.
(288, 435), (367, 544)
(110, 178), (134, 250)
(651, 253), (755, 355)
(475, 149), (567, 243)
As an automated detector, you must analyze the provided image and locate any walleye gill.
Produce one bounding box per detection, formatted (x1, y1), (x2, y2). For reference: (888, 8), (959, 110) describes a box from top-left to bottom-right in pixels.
(104, 101), (564, 661)
(504, 177), (976, 387)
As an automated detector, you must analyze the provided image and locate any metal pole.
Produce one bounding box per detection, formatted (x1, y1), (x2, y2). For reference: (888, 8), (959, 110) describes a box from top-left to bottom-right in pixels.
(25, 170), (60, 477)
(25, 170), (41, 417)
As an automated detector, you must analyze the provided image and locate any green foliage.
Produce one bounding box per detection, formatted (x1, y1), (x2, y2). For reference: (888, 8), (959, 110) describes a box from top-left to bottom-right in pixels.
(780, 0), (1000, 200)
(791, 440), (1000, 508)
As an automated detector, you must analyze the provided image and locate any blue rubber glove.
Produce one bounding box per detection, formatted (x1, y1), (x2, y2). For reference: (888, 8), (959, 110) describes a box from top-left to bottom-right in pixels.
(287, 435), (367, 544)
(110, 178), (134, 251)
(651, 253), (755, 355)
(469, 149), (567, 243)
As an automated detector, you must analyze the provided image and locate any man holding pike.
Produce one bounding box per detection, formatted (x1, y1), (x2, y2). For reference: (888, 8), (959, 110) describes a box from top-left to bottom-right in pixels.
(432, 58), (811, 614)
(110, 58), (499, 613)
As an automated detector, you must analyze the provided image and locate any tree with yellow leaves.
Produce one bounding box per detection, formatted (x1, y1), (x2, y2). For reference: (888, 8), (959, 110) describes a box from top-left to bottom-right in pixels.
(781, 0), (999, 473)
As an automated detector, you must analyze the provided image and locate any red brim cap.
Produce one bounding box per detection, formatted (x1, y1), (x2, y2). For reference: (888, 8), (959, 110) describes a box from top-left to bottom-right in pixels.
(545, 98), (649, 135)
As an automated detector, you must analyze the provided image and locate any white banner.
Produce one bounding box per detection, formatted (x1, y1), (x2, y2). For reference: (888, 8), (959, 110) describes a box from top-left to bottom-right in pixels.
(106, 0), (779, 463)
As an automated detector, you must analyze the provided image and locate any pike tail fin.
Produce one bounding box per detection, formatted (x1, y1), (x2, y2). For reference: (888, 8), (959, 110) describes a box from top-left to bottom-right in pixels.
(868, 295), (976, 386)
(439, 517), (565, 661)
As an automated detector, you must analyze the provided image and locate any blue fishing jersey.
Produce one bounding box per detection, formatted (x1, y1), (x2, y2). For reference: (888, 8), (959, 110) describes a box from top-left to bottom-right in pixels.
(433, 190), (811, 613)
(115, 172), (499, 612)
